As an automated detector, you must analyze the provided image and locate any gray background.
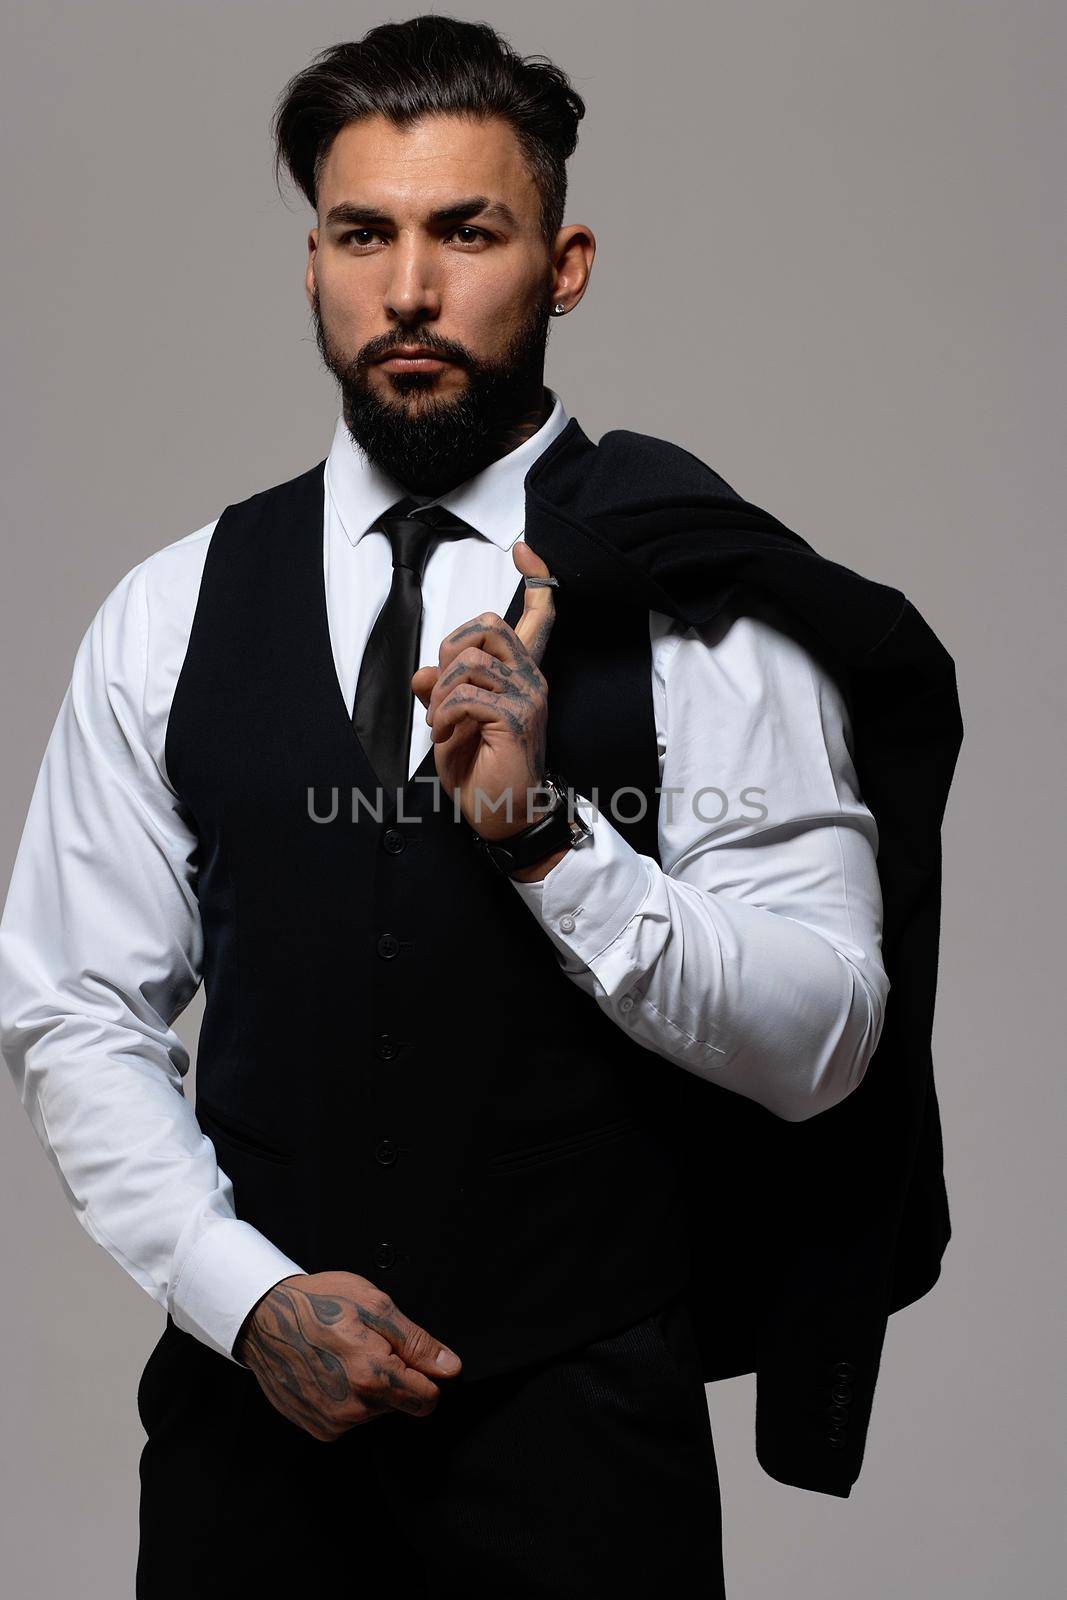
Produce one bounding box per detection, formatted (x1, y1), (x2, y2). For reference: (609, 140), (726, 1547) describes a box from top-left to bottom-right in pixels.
(1, 1), (1062, 1593)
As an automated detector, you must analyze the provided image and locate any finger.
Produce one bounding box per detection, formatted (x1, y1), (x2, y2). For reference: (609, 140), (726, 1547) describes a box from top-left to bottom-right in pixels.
(356, 1344), (443, 1418)
(429, 686), (508, 744)
(360, 1297), (462, 1381)
(425, 648), (513, 723)
(511, 540), (556, 666)
(436, 611), (535, 680)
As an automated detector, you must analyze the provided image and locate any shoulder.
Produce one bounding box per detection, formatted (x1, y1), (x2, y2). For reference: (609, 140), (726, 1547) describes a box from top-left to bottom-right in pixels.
(597, 427), (746, 503)
(65, 521), (220, 788)
(86, 519), (219, 667)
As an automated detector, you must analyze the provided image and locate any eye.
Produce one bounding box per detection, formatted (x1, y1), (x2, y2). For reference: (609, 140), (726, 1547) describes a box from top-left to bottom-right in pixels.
(340, 228), (382, 250)
(448, 226), (488, 247)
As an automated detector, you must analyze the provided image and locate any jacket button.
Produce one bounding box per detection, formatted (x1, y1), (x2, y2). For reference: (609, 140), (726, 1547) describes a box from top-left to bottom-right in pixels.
(382, 829), (406, 855)
(377, 933), (400, 959)
(375, 1034), (400, 1061)
(833, 1360), (856, 1377)
(375, 1138), (398, 1165)
(831, 1383), (853, 1404)
(826, 1403), (849, 1423)
(373, 1241), (396, 1269)
(826, 1430), (847, 1449)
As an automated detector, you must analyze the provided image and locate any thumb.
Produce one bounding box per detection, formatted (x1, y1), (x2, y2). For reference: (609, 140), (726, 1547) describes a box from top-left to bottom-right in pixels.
(411, 663), (438, 708)
(511, 539), (557, 665)
(394, 1312), (463, 1377)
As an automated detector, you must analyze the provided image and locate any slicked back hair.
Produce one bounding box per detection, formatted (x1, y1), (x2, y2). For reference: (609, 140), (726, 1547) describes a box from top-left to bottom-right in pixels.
(272, 14), (586, 246)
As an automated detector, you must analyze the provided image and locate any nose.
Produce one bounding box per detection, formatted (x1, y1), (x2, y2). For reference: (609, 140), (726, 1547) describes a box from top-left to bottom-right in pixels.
(383, 232), (441, 325)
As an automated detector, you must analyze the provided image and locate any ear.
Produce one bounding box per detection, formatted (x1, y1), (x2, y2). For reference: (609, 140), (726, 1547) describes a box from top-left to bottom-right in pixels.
(549, 222), (596, 312)
(305, 228), (318, 309)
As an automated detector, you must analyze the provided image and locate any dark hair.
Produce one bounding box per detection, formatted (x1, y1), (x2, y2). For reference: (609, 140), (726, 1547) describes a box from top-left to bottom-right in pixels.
(271, 14), (585, 246)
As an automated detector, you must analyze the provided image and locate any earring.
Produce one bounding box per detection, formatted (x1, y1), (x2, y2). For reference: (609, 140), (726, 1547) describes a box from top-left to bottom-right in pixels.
(553, 302), (566, 314)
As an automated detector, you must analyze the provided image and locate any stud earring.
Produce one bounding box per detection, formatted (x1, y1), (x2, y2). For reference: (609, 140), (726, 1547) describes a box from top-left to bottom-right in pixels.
(553, 302), (567, 314)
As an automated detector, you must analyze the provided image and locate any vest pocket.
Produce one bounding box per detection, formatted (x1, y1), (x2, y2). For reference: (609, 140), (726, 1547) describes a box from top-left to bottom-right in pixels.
(485, 1113), (641, 1176)
(195, 1096), (296, 1164)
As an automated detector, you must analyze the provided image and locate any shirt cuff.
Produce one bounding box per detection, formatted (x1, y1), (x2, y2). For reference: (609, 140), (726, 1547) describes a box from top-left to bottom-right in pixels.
(509, 793), (652, 968)
(170, 1216), (307, 1365)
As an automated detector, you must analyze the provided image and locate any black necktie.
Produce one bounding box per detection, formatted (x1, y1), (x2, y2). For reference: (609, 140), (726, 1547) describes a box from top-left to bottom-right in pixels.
(352, 498), (470, 798)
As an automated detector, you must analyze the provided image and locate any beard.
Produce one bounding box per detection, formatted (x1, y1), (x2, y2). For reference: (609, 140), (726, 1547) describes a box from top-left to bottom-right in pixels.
(311, 287), (553, 496)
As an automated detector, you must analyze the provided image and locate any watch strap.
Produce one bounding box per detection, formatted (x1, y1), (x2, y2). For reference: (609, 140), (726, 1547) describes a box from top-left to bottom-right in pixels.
(473, 774), (590, 874)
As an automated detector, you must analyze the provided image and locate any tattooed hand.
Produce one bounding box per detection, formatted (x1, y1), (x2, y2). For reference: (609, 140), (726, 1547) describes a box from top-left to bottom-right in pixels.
(411, 538), (557, 841)
(233, 1270), (463, 1440)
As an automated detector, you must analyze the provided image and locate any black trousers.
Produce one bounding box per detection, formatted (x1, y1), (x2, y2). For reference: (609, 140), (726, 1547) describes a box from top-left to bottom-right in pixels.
(135, 1286), (726, 1597)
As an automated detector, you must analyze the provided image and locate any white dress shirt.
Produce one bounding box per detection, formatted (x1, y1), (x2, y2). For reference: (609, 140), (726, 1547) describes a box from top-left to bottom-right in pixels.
(0, 389), (888, 1366)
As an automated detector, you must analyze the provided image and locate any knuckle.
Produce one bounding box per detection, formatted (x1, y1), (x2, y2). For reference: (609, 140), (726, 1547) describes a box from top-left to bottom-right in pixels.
(360, 1351), (408, 1402)
(402, 1325), (434, 1363)
(367, 1292), (395, 1321)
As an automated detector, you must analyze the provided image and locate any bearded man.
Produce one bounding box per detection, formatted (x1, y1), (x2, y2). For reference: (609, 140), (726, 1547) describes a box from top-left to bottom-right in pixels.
(0, 14), (962, 1598)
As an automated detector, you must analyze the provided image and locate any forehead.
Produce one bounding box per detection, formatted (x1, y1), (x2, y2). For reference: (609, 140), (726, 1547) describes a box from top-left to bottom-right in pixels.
(317, 113), (539, 219)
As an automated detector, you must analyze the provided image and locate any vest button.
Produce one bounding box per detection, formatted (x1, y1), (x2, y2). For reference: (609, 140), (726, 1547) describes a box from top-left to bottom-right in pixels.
(375, 1034), (400, 1061)
(373, 1241), (396, 1269)
(377, 933), (400, 959)
(382, 829), (406, 855)
(375, 1138), (398, 1165)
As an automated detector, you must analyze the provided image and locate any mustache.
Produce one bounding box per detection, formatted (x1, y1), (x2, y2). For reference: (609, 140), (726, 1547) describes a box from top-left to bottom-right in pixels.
(356, 331), (472, 369)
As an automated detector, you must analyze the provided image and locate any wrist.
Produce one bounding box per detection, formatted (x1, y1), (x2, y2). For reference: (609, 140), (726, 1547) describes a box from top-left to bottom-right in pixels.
(469, 772), (592, 877)
(509, 844), (572, 882)
(468, 773), (551, 842)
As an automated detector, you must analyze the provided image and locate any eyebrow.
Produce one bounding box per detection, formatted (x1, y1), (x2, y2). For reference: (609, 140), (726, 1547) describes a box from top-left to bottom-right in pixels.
(323, 196), (519, 230)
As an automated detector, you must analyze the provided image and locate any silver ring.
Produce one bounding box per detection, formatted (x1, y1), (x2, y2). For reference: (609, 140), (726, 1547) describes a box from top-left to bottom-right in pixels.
(524, 574), (559, 588)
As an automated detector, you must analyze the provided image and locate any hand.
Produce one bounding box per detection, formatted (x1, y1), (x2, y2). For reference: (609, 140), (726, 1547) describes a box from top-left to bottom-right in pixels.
(411, 540), (557, 840)
(233, 1271), (463, 1441)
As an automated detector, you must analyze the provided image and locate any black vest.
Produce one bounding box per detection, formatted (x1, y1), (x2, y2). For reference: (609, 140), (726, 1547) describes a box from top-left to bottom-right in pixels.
(168, 416), (964, 1500)
(165, 441), (694, 1386)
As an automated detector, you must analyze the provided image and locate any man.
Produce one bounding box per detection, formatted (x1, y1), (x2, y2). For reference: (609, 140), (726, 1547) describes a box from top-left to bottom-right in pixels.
(0, 14), (961, 1598)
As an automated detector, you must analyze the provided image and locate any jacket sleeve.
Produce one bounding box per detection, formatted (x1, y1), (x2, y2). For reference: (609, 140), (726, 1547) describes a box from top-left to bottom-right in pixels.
(0, 556), (306, 1363)
(510, 599), (889, 1123)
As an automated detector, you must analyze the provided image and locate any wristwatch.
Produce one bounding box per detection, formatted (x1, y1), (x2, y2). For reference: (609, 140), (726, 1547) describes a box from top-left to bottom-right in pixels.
(472, 771), (593, 876)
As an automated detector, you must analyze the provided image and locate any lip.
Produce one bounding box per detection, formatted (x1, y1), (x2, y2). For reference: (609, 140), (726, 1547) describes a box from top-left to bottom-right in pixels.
(376, 349), (452, 371)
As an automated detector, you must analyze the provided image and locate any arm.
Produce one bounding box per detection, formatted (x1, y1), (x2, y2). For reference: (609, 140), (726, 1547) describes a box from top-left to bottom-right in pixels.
(0, 549), (306, 1364)
(509, 599), (889, 1123)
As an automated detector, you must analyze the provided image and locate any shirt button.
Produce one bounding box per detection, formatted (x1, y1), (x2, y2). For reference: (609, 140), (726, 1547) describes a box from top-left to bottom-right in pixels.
(373, 1241), (397, 1269)
(619, 995), (634, 1014)
(375, 1034), (400, 1061)
(559, 913), (577, 934)
(382, 829), (406, 855)
(377, 933), (400, 959)
(374, 1138), (398, 1165)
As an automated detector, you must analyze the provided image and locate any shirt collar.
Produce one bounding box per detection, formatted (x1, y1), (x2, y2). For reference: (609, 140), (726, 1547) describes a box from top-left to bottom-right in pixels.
(325, 387), (571, 552)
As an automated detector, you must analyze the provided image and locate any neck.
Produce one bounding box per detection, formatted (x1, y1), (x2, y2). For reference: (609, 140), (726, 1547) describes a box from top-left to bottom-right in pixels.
(492, 382), (553, 457)
(424, 381), (552, 494)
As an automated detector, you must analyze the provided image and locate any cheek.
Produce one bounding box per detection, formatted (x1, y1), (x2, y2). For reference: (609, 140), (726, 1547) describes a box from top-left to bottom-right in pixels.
(450, 272), (538, 345)
(317, 255), (377, 314)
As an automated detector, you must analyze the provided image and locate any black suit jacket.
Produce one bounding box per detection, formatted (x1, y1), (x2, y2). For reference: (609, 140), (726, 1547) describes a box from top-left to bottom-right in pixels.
(521, 417), (964, 1496)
